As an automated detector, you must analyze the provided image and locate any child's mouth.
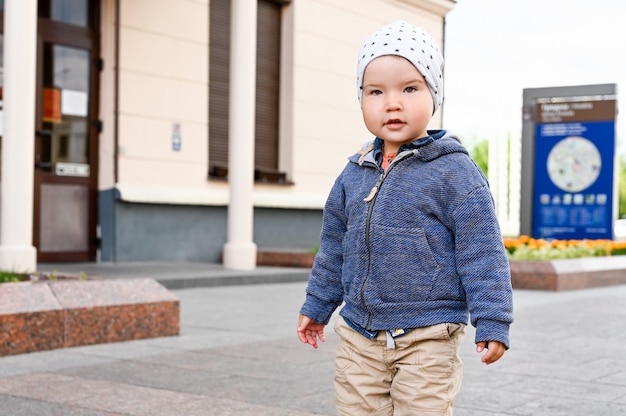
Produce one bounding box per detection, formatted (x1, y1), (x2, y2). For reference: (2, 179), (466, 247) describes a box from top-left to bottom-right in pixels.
(386, 119), (404, 126)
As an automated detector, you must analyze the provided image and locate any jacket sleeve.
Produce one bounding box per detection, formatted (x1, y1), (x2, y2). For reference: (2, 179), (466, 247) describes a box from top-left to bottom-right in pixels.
(299, 174), (347, 325)
(452, 185), (514, 348)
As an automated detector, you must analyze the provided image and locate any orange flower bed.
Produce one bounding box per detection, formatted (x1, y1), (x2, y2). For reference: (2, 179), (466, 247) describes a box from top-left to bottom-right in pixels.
(503, 236), (626, 260)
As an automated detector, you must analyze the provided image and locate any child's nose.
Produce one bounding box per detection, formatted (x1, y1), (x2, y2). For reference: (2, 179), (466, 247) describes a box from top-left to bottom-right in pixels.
(385, 94), (403, 111)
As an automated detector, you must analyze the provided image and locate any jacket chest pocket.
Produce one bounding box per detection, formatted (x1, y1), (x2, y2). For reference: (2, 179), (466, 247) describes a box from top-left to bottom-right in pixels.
(368, 225), (441, 302)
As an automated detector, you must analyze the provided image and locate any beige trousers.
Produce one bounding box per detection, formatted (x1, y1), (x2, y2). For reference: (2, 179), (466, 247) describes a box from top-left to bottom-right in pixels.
(333, 318), (465, 416)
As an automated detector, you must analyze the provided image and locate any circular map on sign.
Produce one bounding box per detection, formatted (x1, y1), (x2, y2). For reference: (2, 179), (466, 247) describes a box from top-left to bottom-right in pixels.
(546, 136), (601, 193)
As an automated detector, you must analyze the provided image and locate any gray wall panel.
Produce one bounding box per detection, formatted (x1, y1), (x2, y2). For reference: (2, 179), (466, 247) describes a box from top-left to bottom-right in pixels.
(99, 191), (324, 262)
(114, 202), (227, 262)
(253, 207), (323, 251)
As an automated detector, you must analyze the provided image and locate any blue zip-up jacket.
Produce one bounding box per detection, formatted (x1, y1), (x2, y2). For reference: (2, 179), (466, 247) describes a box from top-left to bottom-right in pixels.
(300, 130), (514, 348)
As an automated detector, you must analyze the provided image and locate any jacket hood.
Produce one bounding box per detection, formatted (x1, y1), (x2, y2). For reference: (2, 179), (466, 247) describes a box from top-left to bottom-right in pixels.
(350, 130), (467, 168)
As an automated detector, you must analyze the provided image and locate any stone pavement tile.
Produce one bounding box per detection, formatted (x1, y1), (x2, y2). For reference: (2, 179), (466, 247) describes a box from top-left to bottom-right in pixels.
(133, 340), (336, 383)
(453, 409), (510, 416)
(597, 369), (626, 386)
(0, 373), (110, 404)
(0, 395), (124, 416)
(65, 362), (335, 415)
(130, 326), (267, 351)
(68, 338), (186, 360)
(0, 372), (205, 415)
(191, 342), (336, 390)
(175, 324), (275, 346)
(177, 283), (309, 337)
(136, 396), (330, 416)
(505, 395), (626, 416)
(502, 376), (626, 405)
(65, 382), (201, 415)
(57, 339), (338, 415)
(187, 373), (326, 409)
(57, 358), (226, 393)
(502, 355), (626, 383)
(0, 349), (115, 378)
(454, 382), (543, 415)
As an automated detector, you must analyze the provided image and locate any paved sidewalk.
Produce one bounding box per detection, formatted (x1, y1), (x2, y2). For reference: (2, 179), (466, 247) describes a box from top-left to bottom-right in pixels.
(1, 263), (626, 415)
(36, 262), (312, 290)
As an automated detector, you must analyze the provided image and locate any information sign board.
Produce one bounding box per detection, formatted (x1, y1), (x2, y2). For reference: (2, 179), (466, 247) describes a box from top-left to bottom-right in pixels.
(532, 99), (616, 239)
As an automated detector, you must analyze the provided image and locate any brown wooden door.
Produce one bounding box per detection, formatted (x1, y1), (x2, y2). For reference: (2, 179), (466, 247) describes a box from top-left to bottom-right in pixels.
(33, 1), (100, 262)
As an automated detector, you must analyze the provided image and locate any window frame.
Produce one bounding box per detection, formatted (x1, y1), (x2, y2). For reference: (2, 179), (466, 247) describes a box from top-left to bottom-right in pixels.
(208, 0), (290, 184)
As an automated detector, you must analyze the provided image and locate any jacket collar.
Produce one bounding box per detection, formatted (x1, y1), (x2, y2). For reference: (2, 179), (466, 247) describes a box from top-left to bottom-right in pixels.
(350, 130), (465, 168)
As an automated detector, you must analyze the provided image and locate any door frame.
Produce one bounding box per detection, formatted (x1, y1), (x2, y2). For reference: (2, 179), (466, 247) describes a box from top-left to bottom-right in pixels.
(33, 11), (101, 262)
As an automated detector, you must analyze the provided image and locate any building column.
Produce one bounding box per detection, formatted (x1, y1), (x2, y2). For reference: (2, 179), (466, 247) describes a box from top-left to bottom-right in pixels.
(0, 0), (38, 272)
(222, 0), (257, 270)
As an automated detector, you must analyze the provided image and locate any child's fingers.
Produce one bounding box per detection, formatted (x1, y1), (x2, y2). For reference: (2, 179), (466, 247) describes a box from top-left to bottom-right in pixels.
(297, 329), (309, 344)
(479, 342), (506, 364)
(305, 331), (319, 348)
(297, 328), (317, 348)
(297, 315), (325, 349)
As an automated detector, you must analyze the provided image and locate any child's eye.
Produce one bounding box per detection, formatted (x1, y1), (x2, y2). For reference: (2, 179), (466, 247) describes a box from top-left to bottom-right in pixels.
(404, 86), (417, 93)
(370, 89), (382, 96)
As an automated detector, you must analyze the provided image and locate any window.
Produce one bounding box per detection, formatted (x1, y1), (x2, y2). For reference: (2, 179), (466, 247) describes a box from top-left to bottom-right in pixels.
(208, 0), (288, 183)
(38, 0), (93, 29)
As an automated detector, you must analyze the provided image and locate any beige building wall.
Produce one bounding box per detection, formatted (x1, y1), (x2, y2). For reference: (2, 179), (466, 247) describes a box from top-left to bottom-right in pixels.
(118, 0), (208, 186)
(102, 0), (213, 203)
(100, 0), (453, 209)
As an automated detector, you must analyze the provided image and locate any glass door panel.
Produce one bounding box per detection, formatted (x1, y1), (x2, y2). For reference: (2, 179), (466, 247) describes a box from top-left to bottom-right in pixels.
(39, 43), (90, 174)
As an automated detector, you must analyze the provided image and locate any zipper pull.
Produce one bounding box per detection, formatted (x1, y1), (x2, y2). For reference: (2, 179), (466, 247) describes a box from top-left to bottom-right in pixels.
(364, 174), (385, 202)
(364, 186), (378, 202)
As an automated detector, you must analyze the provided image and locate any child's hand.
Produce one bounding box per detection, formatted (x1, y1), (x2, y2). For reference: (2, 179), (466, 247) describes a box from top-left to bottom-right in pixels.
(297, 314), (326, 349)
(476, 341), (506, 365)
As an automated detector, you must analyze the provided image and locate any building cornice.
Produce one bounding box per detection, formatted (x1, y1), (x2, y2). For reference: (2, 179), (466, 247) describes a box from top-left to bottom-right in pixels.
(394, 0), (456, 16)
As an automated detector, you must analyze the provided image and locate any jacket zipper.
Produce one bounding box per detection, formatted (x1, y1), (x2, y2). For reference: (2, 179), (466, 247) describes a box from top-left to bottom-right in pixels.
(361, 174), (380, 330)
(359, 150), (418, 330)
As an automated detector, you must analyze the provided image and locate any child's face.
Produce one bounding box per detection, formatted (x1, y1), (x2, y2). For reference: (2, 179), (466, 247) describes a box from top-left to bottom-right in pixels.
(361, 55), (434, 154)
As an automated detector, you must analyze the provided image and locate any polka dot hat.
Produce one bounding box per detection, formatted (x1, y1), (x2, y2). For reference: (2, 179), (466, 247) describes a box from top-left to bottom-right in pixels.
(356, 21), (444, 114)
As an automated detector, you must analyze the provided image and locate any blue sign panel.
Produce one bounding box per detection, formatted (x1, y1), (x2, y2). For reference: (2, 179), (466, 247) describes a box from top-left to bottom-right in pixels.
(532, 114), (615, 239)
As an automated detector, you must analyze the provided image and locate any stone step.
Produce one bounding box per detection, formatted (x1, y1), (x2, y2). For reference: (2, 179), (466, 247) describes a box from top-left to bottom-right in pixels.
(0, 278), (179, 357)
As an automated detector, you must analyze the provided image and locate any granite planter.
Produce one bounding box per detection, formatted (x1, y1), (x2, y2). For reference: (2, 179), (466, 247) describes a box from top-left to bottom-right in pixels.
(0, 278), (179, 356)
(509, 256), (626, 291)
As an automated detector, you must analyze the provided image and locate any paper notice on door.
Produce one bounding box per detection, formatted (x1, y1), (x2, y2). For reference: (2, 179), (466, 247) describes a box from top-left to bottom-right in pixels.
(62, 89), (88, 117)
(56, 162), (90, 177)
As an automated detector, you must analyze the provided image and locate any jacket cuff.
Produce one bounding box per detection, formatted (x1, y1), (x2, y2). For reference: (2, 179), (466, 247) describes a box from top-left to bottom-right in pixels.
(474, 319), (511, 349)
(299, 294), (337, 325)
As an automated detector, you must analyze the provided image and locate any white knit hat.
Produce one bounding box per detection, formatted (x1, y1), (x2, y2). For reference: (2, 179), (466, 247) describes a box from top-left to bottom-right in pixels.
(356, 21), (444, 114)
